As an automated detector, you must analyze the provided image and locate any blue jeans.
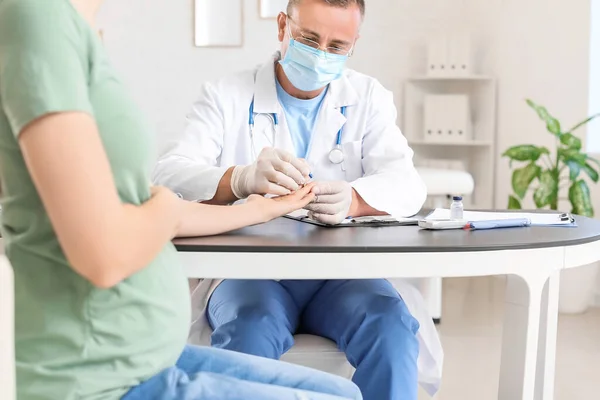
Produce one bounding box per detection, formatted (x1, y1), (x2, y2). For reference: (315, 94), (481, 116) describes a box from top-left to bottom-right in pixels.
(122, 345), (361, 400)
(208, 279), (420, 400)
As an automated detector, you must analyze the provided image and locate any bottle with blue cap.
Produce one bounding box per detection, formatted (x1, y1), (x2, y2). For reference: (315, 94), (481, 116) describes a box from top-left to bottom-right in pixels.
(450, 196), (464, 220)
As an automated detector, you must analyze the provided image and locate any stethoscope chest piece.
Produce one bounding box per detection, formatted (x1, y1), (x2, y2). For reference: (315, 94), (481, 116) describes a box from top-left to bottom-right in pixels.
(328, 145), (344, 164)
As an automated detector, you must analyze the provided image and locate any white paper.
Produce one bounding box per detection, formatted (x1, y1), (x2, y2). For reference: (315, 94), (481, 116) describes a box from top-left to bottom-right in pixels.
(425, 208), (573, 226)
(286, 209), (309, 218)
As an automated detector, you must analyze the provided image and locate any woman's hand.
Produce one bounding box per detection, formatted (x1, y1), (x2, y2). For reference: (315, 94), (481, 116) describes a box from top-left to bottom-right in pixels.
(247, 183), (316, 222)
(175, 183), (317, 239)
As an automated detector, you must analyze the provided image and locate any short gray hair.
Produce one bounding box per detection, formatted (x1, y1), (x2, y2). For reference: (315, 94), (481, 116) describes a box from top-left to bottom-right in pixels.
(287, 0), (365, 17)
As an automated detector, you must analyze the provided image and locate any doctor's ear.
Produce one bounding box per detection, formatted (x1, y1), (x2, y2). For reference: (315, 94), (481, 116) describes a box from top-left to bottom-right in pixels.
(277, 12), (287, 42)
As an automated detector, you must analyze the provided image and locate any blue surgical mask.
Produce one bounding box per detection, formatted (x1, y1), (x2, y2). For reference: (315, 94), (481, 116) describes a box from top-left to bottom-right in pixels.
(279, 40), (349, 92)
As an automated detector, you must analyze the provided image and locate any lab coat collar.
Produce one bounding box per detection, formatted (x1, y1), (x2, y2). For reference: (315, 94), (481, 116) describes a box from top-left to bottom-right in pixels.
(327, 71), (360, 109)
(252, 53), (281, 114)
(253, 51), (360, 113)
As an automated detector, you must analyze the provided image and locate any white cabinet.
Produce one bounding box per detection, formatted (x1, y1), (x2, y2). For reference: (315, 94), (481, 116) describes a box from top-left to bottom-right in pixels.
(403, 76), (497, 209)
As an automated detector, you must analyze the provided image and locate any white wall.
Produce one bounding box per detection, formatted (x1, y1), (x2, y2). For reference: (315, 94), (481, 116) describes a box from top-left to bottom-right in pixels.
(97, 0), (593, 207)
(97, 0), (278, 146)
(482, 0), (592, 209)
(589, 0), (600, 153)
(590, 0), (600, 306)
(97, 0), (478, 147)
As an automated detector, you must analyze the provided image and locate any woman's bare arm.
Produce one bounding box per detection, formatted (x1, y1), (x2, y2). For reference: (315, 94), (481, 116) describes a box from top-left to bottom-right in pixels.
(19, 112), (316, 287)
(176, 185), (315, 238)
(19, 112), (182, 289)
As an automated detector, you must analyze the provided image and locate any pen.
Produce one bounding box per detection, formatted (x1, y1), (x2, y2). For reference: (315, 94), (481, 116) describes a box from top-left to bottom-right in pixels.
(465, 218), (531, 231)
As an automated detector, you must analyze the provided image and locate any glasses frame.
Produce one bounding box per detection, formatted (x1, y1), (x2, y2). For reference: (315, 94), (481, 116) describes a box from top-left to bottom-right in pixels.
(286, 16), (355, 57)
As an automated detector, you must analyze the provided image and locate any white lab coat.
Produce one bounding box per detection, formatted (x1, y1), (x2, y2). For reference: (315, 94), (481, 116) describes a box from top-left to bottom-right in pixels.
(154, 52), (443, 396)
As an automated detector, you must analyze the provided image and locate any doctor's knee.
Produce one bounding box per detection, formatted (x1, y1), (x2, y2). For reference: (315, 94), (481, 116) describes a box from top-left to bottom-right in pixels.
(363, 297), (421, 346)
(210, 306), (294, 355)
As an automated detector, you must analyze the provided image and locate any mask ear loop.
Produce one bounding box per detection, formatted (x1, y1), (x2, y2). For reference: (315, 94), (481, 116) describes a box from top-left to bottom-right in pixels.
(286, 15), (294, 42)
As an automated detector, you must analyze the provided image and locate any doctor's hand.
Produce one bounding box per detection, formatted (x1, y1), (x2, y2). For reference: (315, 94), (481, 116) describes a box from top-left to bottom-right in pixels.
(247, 183), (316, 222)
(231, 147), (311, 198)
(304, 181), (353, 225)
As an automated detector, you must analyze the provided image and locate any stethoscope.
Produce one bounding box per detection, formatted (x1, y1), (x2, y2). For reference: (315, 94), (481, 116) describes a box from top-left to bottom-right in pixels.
(248, 99), (347, 165)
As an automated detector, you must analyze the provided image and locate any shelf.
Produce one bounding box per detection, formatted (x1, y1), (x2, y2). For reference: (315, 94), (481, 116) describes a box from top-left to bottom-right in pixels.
(409, 140), (493, 147)
(407, 75), (495, 82)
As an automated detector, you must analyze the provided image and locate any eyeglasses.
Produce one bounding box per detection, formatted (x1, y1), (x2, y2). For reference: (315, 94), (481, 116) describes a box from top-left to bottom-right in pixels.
(286, 16), (354, 57)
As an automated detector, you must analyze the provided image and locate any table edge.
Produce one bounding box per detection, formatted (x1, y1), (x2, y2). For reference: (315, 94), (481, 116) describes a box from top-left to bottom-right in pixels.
(175, 232), (600, 253)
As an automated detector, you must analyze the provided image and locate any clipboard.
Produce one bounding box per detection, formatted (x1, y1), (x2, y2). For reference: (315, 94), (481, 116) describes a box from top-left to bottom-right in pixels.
(425, 208), (577, 227)
(283, 210), (421, 228)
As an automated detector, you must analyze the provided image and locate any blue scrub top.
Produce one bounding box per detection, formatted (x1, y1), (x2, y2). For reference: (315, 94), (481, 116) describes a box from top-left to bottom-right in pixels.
(275, 78), (328, 159)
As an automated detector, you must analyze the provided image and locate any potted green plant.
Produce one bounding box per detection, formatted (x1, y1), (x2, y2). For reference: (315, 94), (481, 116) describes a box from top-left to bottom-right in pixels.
(503, 99), (600, 313)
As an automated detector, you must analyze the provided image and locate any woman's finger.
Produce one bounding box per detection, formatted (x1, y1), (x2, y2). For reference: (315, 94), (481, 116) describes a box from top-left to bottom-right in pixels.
(293, 183), (315, 197)
(297, 193), (316, 206)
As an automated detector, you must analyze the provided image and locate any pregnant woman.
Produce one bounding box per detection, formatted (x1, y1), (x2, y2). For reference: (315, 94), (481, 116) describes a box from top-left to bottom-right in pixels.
(0, 0), (361, 399)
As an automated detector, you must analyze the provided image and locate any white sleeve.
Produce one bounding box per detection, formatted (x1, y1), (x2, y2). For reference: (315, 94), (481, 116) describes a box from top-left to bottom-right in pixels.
(351, 83), (427, 218)
(153, 82), (229, 202)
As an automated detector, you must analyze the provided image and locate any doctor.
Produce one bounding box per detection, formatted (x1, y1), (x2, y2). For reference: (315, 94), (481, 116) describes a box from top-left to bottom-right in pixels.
(154, 0), (442, 399)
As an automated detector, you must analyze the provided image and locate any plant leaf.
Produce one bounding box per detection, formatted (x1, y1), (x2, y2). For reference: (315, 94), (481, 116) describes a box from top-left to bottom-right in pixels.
(560, 133), (582, 151)
(588, 157), (600, 168)
(569, 180), (594, 217)
(558, 148), (587, 166)
(508, 195), (522, 210)
(566, 160), (581, 181)
(547, 117), (561, 136)
(526, 99), (562, 136)
(581, 163), (600, 183)
(503, 145), (549, 162)
(526, 99), (549, 119)
(511, 163), (541, 199)
(568, 113), (600, 133)
(533, 170), (558, 208)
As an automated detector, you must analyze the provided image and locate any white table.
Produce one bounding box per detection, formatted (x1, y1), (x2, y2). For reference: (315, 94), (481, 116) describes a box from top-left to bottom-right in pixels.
(174, 215), (600, 400)
(416, 167), (476, 322)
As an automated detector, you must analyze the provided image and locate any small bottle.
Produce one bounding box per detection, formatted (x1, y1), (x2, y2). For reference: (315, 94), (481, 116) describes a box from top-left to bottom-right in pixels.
(450, 196), (464, 220)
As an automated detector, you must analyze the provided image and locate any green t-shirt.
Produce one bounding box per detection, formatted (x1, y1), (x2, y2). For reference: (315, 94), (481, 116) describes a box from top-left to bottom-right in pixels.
(0, 1), (191, 399)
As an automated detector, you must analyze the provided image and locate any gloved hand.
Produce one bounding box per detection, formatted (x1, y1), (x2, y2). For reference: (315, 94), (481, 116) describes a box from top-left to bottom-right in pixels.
(304, 180), (353, 225)
(230, 147), (311, 199)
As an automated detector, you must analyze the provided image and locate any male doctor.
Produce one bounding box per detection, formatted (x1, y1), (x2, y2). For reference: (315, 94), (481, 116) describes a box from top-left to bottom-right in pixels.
(154, 0), (442, 399)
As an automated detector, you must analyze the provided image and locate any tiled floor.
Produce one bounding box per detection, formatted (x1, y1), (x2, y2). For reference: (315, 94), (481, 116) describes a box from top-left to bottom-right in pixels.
(419, 277), (600, 400)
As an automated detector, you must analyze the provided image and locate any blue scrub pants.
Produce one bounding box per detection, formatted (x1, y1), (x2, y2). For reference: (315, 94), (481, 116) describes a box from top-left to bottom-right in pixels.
(122, 345), (361, 399)
(207, 279), (420, 400)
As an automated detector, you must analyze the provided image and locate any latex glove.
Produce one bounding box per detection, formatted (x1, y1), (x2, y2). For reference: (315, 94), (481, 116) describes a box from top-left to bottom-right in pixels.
(304, 180), (353, 225)
(230, 148), (311, 199)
